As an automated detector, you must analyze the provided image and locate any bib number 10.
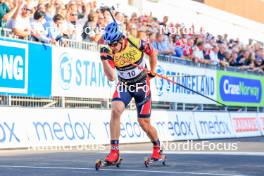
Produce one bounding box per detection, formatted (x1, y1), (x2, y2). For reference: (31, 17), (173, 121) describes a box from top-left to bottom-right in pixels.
(127, 70), (136, 78)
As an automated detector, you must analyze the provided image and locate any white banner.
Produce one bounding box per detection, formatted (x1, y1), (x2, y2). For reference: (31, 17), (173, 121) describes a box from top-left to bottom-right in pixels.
(51, 47), (217, 104)
(154, 112), (198, 141)
(1, 107), (263, 149)
(230, 113), (262, 137)
(194, 112), (235, 139)
(0, 108), (198, 149)
(0, 107), (29, 148)
(151, 61), (217, 104)
(52, 46), (115, 98)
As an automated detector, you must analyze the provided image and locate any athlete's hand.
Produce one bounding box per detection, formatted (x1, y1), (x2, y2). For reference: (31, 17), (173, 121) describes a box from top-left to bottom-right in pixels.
(147, 71), (156, 79)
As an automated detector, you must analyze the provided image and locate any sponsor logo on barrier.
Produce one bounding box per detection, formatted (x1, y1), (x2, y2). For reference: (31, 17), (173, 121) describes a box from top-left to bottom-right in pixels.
(156, 115), (195, 137)
(0, 40), (28, 93)
(59, 53), (72, 90)
(155, 65), (165, 96)
(104, 118), (146, 139)
(57, 52), (109, 90)
(219, 76), (262, 103)
(233, 118), (259, 132)
(0, 122), (20, 143)
(33, 114), (95, 141)
(154, 65), (215, 97)
(198, 116), (231, 135)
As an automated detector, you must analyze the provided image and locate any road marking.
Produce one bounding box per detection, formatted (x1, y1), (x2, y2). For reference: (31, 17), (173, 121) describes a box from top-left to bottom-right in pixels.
(0, 165), (247, 176)
(111, 151), (264, 156)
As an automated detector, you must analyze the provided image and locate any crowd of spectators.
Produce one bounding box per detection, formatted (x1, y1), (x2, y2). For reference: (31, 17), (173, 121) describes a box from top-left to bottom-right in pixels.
(0, 0), (263, 73)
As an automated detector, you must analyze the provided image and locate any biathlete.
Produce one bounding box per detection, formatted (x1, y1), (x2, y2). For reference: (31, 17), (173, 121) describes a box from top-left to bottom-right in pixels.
(100, 22), (163, 164)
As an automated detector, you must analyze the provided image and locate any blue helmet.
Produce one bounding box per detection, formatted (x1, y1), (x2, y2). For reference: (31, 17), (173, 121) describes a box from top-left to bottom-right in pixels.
(103, 22), (123, 44)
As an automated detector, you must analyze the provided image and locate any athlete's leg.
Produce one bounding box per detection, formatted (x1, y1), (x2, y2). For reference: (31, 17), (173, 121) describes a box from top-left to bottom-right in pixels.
(133, 79), (161, 160)
(105, 83), (132, 163)
(110, 101), (125, 141)
(138, 118), (159, 143)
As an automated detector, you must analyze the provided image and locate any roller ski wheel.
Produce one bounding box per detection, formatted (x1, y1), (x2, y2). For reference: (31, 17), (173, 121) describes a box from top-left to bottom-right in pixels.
(144, 150), (167, 167)
(95, 157), (122, 170)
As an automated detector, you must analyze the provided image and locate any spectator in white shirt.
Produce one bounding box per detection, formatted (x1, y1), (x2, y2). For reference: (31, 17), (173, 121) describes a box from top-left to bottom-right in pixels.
(193, 41), (204, 63)
(210, 45), (220, 65)
(12, 2), (32, 39)
(31, 10), (56, 44)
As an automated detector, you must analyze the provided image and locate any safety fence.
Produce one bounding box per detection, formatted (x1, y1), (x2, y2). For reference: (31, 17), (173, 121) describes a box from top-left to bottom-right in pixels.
(0, 30), (263, 111)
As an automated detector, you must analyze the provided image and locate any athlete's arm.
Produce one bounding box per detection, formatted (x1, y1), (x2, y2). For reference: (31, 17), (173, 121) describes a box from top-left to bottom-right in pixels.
(102, 60), (116, 81)
(100, 47), (116, 81)
(140, 40), (157, 76)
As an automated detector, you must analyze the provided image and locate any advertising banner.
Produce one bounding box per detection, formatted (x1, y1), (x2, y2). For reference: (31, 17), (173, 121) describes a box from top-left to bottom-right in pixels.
(0, 107), (262, 149)
(0, 107), (30, 148)
(150, 61), (217, 104)
(52, 46), (115, 98)
(0, 38), (52, 97)
(52, 46), (217, 104)
(0, 108), (198, 148)
(194, 112), (235, 139)
(230, 113), (262, 137)
(217, 70), (264, 106)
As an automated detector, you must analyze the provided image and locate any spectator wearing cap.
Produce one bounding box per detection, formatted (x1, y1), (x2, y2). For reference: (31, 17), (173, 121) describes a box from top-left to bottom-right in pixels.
(152, 33), (175, 55)
(0, 0), (18, 28)
(12, 1), (32, 39)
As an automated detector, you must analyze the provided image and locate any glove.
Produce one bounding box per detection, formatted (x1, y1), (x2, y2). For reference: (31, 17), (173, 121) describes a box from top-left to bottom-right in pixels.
(148, 71), (156, 78)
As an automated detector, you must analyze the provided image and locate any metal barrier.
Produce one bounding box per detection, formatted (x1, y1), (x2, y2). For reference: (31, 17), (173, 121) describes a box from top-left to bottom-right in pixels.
(0, 28), (14, 38)
(0, 28), (263, 111)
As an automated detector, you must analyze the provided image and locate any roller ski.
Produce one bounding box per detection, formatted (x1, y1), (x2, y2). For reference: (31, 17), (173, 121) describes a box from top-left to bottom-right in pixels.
(144, 148), (167, 167)
(95, 150), (122, 170)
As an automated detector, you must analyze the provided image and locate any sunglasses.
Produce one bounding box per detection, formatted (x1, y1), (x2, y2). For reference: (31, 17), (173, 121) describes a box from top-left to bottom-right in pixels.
(70, 13), (78, 16)
(23, 8), (32, 12)
(109, 42), (119, 47)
